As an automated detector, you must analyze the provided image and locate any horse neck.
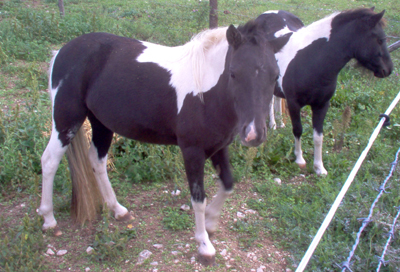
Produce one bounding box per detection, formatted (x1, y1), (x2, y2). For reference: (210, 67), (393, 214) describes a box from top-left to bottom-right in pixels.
(294, 13), (353, 74)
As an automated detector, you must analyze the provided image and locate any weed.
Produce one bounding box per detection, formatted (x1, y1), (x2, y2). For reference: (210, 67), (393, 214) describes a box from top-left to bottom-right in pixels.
(161, 207), (193, 231)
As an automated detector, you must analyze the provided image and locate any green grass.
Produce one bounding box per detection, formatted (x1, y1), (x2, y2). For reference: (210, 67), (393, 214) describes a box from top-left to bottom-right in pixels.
(0, 0), (400, 271)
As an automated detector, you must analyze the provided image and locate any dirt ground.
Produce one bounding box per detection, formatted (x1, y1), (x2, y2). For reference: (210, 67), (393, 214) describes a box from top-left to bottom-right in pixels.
(0, 179), (295, 272)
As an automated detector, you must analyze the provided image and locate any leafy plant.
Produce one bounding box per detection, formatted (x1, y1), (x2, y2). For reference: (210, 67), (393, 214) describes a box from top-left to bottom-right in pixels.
(161, 207), (193, 231)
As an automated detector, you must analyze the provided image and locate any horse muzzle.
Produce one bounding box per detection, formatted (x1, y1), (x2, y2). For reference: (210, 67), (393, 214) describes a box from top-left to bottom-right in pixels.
(240, 121), (266, 147)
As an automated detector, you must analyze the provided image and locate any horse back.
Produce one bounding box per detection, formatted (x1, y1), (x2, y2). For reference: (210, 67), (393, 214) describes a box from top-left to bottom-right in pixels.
(51, 32), (179, 145)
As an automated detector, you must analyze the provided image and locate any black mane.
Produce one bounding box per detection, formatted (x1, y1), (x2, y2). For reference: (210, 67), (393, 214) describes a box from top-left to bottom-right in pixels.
(237, 20), (266, 45)
(332, 8), (386, 29)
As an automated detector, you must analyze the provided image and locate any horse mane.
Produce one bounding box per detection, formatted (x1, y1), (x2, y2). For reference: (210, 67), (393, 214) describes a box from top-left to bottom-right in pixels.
(332, 8), (387, 29)
(186, 27), (228, 96)
(237, 20), (266, 45)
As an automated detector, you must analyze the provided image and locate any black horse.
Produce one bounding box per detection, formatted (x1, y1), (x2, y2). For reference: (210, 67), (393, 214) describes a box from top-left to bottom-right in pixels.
(256, 8), (393, 175)
(37, 20), (290, 264)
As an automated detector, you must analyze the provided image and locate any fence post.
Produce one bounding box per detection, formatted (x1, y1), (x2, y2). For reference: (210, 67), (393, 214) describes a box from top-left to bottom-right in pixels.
(209, 0), (218, 29)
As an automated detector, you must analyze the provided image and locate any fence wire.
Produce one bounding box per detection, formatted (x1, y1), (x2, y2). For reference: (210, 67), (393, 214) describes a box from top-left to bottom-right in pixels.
(340, 146), (400, 272)
(295, 91), (400, 272)
(376, 206), (400, 271)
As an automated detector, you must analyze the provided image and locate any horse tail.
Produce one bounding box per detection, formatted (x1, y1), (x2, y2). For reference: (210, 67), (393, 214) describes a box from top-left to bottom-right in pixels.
(66, 126), (102, 224)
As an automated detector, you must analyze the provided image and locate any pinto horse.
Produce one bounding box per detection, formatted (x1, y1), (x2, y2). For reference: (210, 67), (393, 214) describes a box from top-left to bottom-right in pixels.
(37, 21), (291, 264)
(256, 8), (393, 175)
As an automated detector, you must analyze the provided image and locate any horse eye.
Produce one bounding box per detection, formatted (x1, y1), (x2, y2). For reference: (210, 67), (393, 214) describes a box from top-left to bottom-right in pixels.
(230, 72), (236, 79)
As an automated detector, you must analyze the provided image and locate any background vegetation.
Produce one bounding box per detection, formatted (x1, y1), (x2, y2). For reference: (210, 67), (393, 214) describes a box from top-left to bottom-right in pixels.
(0, 0), (399, 271)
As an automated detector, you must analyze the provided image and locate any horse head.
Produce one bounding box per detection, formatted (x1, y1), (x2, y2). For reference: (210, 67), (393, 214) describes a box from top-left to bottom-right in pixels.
(335, 8), (393, 78)
(225, 21), (291, 147)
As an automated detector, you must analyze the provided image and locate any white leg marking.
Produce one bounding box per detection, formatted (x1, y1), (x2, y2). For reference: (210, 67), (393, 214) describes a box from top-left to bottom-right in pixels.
(88, 142), (128, 219)
(37, 129), (67, 230)
(192, 198), (216, 259)
(205, 182), (232, 234)
(313, 129), (327, 175)
(269, 97), (277, 129)
(294, 137), (306, 168)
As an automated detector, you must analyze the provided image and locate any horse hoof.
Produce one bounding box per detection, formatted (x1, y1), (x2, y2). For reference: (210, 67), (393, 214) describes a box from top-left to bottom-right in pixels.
(43, 226), (62, 237)
(116, 212), (134, 222)
(297, 163), (307, 169)
(198, 253), (216, 266)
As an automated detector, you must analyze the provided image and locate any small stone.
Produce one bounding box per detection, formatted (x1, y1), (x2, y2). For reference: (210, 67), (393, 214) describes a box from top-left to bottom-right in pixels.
(185, 244), (190, 248)
(180, 204), (190, 211)
(21, 203), (26, 207)
(273, 178), (282, 185)
(56, 249), (67, 256)
(46, 248), (55, 255)
(171, 251), (180, 256)
(150, 261), (158, 266)
(47, 244), (56, 250)
(171, 190), (181, 196)
(85, 268), (90, 272)
(174, 259), (180, 264)
(191, 256), (196, 264)
(237, 212), (245, 218)
(253, 256), (258, 261)
(153, 244), (163, 249)
(86, 246), (94, 255)
(220, 249), (227, 256)
(299, 174), (305, 178)
(245, 209), (257, 214)
(137, 250), (152, 264)
(105, 241), (115, 246)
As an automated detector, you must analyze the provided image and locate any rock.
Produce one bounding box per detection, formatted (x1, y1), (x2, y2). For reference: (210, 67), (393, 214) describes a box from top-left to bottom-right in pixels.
(191, 256), (196, 264)
(171, 251), (180, 256)
(150, 261), (158, 266)
(105, 241), (115, 246)
(86, 246), (94, 255)
(180, 204), (190, 211)
(56, 249), (67, 256)
(245, 209), (257, 214)
(137, 250), (152, 264)
(237, 212), (245, 219)
(85, 267), (90, 272)
(174, 259), (180, 264)
(273, 178), (282, 185)
(153, 244), (163, 249)
(46, 248), (55, 256)
(171, 190), (181, 196)
(47, 244), (56, 250)
(220, 249), (227, 256)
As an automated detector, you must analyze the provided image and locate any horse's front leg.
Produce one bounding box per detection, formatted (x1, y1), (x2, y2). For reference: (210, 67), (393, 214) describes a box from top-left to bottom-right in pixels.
(205, 147), (233, 236)
(311, 104), (329, 176)
(288, 102), (306, 168)
(181, 146), (215, 265)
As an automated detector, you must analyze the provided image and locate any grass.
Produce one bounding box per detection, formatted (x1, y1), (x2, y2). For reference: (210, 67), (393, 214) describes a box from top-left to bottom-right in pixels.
(0, 0), (400, 271)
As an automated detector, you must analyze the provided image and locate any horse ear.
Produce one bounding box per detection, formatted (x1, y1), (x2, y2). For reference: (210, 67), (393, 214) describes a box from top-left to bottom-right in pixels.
(269, 32), (292, 53)
(368, 10), (385, 28)
(227, 25), (243, 50)
(370, 6), (375, 11)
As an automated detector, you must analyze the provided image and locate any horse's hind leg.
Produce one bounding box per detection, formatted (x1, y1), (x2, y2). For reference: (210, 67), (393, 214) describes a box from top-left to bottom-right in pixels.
(205, 147), (233, 236)
(37, 128), (69, 233)
(87, 113), (131, 221)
